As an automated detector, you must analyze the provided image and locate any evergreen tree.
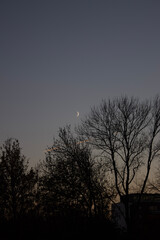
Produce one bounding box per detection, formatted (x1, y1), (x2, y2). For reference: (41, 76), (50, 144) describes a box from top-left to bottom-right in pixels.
(0, 138), (37, 221)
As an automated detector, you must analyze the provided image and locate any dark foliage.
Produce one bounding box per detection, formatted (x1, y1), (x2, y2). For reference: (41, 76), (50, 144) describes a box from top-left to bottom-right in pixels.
(1, 96), (160, 239)
(0, 139), (37, 222)
(0, 137), (119, 240)
(39, 126), (114, 219)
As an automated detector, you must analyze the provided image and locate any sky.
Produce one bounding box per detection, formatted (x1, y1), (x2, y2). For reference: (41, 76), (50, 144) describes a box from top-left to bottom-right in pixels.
(1, 0), (160, 166)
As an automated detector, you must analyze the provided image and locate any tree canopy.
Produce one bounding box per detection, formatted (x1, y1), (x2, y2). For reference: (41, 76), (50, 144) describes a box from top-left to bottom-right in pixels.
(1, 96), (160, 239)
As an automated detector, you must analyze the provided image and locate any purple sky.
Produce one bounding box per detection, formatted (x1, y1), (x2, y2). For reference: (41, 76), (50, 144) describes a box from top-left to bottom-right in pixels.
(1, 0), (160, 165)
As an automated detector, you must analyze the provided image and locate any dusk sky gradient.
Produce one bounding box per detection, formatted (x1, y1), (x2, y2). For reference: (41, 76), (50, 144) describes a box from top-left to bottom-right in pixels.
(1, 0), (160, 165)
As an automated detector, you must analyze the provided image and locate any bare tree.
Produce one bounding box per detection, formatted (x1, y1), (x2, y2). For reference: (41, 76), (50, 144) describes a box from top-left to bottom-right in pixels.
(146, 163), (160, 193)
(40, 126), (114, 219)
(78, 96), (160, 230)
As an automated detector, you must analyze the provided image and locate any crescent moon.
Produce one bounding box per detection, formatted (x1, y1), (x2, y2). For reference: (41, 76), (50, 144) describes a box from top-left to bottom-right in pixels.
(76, 112), (79, 117)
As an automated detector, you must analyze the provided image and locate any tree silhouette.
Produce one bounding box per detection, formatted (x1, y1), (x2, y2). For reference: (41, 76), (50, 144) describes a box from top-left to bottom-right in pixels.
(1, 97), (160, 239)
(0, 138), (37, 221)
(78, 96), (160, 232)
(40, 126), (114, 220)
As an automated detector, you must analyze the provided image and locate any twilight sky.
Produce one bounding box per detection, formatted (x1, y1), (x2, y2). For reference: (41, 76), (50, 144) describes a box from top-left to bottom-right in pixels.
(1, 0), (160, 166)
